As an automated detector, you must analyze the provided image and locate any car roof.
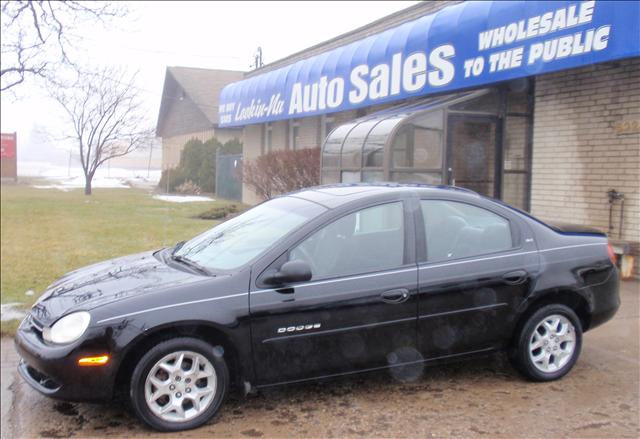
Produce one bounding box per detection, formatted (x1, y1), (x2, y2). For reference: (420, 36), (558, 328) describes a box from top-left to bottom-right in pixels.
(283, 183), (482, 209)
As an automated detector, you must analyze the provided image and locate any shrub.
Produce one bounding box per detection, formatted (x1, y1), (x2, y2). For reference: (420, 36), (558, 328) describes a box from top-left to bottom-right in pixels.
(175, 180), (202, 195)
(182, 138), (218, 193)
(158, 167), (186, 193)
(158, 137), (243, 193)
(221, 138), (242, 155)
(196, 204), (242, 220)
(242, 147), (320, 200)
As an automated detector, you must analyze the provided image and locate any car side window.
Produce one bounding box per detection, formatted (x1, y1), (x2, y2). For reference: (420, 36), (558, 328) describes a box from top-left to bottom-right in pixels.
(420, 200), (513, 263)
(290, 202), (404, 279)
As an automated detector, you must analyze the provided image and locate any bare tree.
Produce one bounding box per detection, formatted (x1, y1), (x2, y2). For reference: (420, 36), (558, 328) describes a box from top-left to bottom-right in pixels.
(1, 1), (125, 92)
(51, 67), (153, 195)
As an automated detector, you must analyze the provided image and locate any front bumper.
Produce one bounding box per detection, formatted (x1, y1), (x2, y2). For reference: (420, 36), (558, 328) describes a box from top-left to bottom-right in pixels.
(14, 315), (117, 402)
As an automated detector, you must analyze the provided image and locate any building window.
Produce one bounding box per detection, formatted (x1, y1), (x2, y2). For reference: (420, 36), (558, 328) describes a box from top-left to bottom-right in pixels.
(290, 120), (301, 150)
(501, 81), (533, 210)
(322, 115), (336, 141)
(263, 122), (273, 153)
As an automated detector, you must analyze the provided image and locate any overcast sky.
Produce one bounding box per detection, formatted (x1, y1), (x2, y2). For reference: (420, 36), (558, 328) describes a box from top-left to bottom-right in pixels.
(1, 1), (418, 168)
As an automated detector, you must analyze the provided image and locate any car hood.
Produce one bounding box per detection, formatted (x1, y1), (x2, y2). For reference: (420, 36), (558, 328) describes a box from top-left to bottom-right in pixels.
(31, 250), (207, 326)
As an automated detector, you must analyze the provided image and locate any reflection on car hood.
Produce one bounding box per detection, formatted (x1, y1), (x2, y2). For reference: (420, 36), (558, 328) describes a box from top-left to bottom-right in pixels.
(31, 251), (205, 325)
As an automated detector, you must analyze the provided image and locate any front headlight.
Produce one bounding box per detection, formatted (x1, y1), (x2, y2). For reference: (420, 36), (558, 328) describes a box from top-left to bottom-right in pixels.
(43, 312), (91, 344)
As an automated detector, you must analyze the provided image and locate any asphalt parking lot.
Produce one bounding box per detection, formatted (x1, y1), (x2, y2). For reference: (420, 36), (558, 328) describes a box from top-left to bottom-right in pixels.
(1, 281), (638, 439)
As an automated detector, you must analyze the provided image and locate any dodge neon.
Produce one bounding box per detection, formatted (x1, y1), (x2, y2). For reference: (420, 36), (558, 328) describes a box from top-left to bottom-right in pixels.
(15, 184), (620, 431)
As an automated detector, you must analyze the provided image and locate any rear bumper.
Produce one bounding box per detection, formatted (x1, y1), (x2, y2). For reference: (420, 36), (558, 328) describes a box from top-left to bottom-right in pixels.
(587, 267), (620, 330)
(14, 317), (116, 402)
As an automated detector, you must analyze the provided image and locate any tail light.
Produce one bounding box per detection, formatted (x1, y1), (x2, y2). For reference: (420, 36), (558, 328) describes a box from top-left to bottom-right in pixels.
(607, 240), (617, 264)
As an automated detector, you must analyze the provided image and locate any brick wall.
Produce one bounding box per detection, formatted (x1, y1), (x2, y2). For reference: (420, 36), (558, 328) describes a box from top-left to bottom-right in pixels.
(531, 58), (640, 244)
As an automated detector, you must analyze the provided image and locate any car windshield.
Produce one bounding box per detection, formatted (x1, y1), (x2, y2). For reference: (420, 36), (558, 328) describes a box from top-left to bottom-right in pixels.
(174, 196), (324, 271)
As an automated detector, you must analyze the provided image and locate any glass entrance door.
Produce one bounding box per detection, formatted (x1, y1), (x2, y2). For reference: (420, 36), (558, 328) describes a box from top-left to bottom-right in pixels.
(446, 115), (500, 198)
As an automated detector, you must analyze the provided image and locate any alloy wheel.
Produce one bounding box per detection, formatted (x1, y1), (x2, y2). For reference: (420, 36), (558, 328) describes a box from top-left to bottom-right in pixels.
(144, 350), (217, 423)
(528, 314), (576, 373)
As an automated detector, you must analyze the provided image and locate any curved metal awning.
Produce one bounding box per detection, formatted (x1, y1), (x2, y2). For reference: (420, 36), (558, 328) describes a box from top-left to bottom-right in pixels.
(219, 1), (639, 127)
(321, 89), (489, 177)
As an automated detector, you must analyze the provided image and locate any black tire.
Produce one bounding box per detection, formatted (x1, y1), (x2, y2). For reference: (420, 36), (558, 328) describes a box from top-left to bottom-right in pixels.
(130, 337), (229, 432)
(511, 304), (582, 382)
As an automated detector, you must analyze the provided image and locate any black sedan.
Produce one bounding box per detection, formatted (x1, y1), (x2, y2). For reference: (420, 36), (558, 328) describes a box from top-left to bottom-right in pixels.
(15, 184), (620, 431)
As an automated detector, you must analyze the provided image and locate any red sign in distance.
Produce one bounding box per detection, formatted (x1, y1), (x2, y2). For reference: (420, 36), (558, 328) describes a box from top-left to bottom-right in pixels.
(1, 133), (17, 158)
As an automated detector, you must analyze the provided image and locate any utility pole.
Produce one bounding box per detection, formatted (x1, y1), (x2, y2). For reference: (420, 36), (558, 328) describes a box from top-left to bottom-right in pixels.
(251, 47), (263, 70)
(147, 142), (153, 178)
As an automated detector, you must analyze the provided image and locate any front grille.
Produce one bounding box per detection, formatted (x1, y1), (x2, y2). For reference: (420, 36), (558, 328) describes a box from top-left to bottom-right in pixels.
(31, 316), (44, 332)
(24, 314), (44, 339)
(25, 363), (60, 390)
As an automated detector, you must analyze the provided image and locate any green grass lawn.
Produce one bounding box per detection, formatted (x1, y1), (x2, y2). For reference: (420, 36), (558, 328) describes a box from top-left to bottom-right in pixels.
(0, 183), (241, 335)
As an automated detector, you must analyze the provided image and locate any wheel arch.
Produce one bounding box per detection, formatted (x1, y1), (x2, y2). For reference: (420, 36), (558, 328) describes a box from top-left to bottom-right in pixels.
(512, 289), (592, 347)
(113, 321), (244, 399)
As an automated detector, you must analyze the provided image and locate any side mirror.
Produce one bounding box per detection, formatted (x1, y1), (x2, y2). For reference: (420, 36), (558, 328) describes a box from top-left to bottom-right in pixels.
(264, 260), (312, 285)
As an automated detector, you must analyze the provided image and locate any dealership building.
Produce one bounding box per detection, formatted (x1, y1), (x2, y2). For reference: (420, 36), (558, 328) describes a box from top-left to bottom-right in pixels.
(215, 0), (639, 260)
(156, 67), (243, 170)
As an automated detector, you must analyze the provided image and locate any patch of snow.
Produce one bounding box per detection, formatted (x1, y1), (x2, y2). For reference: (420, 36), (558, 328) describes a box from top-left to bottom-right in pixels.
(32, 185), (74, 192)
(22, 162), (161, 191)
(153, 194), (214, 203)
(32, 175), (130, 190)
(0, 303), (26, 322)
(20, 161), (161, 182)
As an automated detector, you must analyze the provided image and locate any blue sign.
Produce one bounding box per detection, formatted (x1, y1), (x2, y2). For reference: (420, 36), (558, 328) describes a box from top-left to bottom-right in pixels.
(219, 1), (640, 127)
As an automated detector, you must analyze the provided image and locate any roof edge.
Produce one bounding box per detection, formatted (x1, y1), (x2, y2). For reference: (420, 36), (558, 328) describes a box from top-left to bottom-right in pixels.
(245, 1), (452, 78)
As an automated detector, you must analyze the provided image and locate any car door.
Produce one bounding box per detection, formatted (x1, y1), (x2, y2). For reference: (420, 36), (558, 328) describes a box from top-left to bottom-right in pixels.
(249, 200), (419, 386)
(416, 198), (539, 359)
